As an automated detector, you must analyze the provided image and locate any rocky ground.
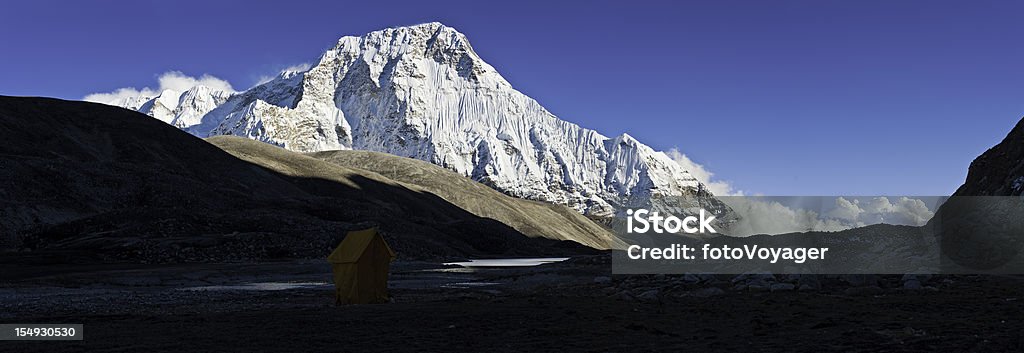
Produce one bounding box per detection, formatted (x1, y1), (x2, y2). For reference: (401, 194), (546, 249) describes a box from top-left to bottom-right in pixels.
(2, 255), (1023, 352)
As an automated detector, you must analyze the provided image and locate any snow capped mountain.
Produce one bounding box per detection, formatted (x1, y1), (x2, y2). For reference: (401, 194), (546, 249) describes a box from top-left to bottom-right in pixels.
(108, 22), (730, 217)
(124, 86), (232, 128)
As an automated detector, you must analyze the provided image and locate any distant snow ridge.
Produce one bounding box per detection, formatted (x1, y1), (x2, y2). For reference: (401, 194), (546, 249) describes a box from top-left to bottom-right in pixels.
(111, 22), (730, 217)
(119, 86), (232, 129)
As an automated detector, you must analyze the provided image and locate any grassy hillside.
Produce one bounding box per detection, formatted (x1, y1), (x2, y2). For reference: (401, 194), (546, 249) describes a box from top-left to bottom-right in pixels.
(305, 149), (623, 250)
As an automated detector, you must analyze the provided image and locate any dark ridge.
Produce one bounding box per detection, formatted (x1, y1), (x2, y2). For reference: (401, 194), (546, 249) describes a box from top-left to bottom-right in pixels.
(0, 96), (595, 264)
(954, 117), (1024, 196)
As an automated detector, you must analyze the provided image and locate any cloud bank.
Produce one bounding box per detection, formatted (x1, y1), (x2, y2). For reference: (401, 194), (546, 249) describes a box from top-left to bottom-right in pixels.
(724, 198), (851, 236)
(724, 196), (936, 236)
(83, 71), (236, 105)
(662, 149), (935, 235)
(666, 148), (743, 196)
(253, 63), (312, 87)
(828, 196), (934, 226)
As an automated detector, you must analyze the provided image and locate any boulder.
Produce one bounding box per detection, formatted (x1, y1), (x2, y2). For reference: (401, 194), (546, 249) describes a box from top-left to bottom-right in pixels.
(770, 283), (796, 292)
(692, 287), (725, 298)
(844, 285), (884, 296)
(903, 279), (923, 290)
(637, 290), (660, 303)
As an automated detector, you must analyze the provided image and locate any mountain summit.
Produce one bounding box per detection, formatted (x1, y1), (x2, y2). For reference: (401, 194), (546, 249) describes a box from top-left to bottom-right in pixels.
(106, 22), (728, 217)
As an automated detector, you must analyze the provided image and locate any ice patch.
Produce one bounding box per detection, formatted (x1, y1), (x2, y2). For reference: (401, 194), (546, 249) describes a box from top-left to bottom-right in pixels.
(440, 282), (500, 289)
(180, 282), (330, 291)
(443, 258), (569, 267)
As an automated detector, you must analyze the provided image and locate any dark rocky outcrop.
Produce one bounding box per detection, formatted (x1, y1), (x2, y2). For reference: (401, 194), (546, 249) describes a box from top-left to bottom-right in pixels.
(954, 117), (1024, 196)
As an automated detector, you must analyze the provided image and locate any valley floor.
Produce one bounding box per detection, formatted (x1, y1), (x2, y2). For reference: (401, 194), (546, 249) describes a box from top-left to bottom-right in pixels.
(1, 257), (1022, 352)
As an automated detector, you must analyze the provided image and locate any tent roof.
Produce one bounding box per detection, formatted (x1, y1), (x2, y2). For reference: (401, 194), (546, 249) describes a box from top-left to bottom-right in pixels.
(327, 227), (396, 264)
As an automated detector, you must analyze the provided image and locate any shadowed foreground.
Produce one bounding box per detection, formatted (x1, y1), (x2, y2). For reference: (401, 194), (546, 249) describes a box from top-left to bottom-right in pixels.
(2, 259), (1022, 352)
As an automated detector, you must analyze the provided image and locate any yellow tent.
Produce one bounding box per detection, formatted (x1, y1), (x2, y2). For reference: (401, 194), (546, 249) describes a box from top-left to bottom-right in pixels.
(327, 227), (396, 305)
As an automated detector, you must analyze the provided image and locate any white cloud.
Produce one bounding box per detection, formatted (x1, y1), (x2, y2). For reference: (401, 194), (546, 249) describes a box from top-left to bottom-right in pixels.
(724, 198), (853, 236)
(895, 197), (934, 225)
(666, 148), (743, 196)
(83, 87), (156, 106)
(856, 196), (933, 225)
(722, 196), (935, 236)
(253, 75), (276, 87)
(657, 150), (936, 235)
(83, 71), (236, 105)
(863, 196), (895, 214)
(157, 71), (235, 93)
(281, 63), (311, 74)
(252, 63), (312, 88)
(827, 197), (864, 221)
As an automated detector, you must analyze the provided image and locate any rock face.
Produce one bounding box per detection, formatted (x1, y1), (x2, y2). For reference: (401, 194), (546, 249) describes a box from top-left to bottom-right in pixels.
(954, 117), (1024, 196)
(108, 22), (730, 218)
(934, 117), (1024, 272)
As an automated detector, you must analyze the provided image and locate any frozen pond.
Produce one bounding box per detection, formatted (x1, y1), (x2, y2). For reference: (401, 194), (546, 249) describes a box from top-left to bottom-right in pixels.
(181, 282), (331, 291)
(443, 258), (569, 268)
(172, 258), (570, 292)
(440, 282), (500, 289)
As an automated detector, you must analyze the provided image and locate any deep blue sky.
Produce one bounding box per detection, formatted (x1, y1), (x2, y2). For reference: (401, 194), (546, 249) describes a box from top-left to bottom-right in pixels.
(2, 0), (1022, 195)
